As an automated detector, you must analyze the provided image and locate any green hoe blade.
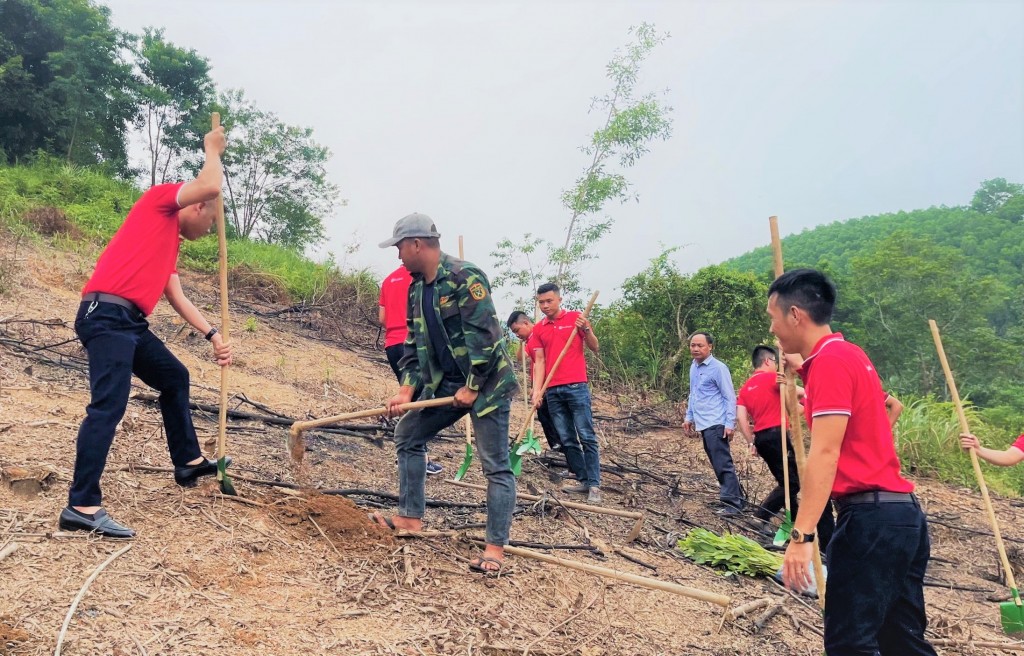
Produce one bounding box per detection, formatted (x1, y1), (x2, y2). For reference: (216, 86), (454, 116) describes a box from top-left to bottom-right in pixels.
(1001, 589), (1024, 634)
(516, 428), (543, 456)
(509, 442), (524, 477)
(454, 443), (473, 481)
(773, 509), (794, 547)
(217, 456), (236, 496)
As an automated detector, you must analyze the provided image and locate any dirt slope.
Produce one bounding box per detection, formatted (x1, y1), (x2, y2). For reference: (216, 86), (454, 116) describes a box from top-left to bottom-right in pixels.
(0, 238), (1021, 655)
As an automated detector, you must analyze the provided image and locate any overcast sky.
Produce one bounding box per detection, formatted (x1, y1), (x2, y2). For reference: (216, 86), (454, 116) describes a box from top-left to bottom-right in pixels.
(103, 0), (1024, 313)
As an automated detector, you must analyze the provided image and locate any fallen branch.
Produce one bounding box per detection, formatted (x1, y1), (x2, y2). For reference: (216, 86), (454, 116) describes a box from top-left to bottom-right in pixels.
(930, 639), (1024, 652)
(727, 597), (771, 621)
(55, 544), (132, 656)
(753, 604), (782, 632)
(476, 542), (730, 607)
(448, 479), (645, 541)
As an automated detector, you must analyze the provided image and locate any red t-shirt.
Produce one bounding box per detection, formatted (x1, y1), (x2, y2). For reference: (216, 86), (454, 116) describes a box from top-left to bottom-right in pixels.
(530, 310), (587, 387)
(82, 183), (184, 316)
(1012, 435), (1024, 452)
(379, 265), (413, 348)
(737, 370), (785, 432)
(800, 333), (913, 496)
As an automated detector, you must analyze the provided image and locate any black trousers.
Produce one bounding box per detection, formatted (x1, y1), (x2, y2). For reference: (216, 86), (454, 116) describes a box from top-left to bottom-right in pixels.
(69, 300), (202, 507)
(536, 402), (560, 450)
(700, 424), (744, 508)
(824, 497), (936, 656)
(753, 426), (835, 548)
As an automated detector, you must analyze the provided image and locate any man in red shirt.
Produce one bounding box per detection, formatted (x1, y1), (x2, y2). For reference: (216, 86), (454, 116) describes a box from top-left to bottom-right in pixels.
(379, 265), (442, 476)
(770, 269), (935, 656)
(506, 310), (562, 454)
(736, 345), (834, 548)
(529, 283), (602, 503)
(59, 126), (234, 539)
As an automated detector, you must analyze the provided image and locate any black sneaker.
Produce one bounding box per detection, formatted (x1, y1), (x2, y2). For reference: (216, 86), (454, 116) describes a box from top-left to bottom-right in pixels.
(426, 460), (444, 476)
(715, 504), (743, 517)
(58, 507), (135, 539)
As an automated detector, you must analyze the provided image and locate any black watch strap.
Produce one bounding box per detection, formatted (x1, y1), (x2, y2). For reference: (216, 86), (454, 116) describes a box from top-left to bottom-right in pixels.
(205, 327), (218, 341)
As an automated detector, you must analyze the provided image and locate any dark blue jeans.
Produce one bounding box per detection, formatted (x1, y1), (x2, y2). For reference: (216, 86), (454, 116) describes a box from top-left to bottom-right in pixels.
(393, 379), (516, 546)
(70, 300), (202, 507)
(700, 424), (744, 509)
(544, 383), (601, 487)
(824, 497), (937, 656)
(536, 402), (560, 451)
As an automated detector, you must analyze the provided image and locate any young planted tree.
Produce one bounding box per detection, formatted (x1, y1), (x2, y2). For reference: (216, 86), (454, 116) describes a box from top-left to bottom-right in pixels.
(491, 22), (673, 305)
(132, 27), (214, 186)
(189, 89), (341, 251)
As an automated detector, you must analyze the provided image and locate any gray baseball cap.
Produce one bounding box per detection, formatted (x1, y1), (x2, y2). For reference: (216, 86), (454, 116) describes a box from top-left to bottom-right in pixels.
(378, 212), (441, 248)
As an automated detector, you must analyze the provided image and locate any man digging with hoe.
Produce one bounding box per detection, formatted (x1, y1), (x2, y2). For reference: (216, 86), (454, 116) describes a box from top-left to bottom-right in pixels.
(371, 213), (518, 575)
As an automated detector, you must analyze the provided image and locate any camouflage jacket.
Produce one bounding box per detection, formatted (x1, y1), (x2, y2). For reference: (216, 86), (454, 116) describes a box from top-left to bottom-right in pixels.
(399, 253), (518, 415)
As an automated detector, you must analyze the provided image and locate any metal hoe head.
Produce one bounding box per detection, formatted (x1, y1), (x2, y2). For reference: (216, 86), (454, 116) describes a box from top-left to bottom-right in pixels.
(1001, 590), (1024, 634)
(454, 443), (473, 481)
(217, 456), (236, 496)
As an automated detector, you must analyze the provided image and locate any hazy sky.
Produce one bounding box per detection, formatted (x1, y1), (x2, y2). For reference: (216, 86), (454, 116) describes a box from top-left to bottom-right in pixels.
(103, 0), (1024, 313)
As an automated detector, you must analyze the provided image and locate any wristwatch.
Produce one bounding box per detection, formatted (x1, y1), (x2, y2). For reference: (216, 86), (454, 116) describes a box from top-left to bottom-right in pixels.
(790, 528), (816, 544)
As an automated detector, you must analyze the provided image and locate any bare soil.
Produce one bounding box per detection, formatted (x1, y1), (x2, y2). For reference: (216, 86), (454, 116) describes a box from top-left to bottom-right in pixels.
(1, 237), (1022, 655)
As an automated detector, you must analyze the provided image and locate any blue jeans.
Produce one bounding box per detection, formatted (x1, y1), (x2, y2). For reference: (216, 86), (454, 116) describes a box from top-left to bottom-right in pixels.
(824, 496), (937, 656)
(393, 380), (516, 545)
(70, 300), (202, 507)
(544, 383), (601, 487)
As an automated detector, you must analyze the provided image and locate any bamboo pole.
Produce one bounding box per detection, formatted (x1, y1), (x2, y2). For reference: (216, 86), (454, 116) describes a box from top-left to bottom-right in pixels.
(212, 113), (234, 494)
(930, 319), (1022, 611)
(769, 216), (826, 608)
(447, 479), (644, 541)
(490, 543), (731, 607)
(769, 216), (792, 521)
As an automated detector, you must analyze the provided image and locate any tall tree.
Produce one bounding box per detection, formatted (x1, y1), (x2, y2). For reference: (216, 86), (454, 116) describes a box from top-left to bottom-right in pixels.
(491, 23), (673, 305)
(132, 27), (214, 186)
(0, 0), (138, 175)
(192, 89), (339, 251)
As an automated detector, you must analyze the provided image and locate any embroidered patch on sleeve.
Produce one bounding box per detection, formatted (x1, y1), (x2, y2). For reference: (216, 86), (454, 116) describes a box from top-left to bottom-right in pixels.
(469, 282), (487, 300)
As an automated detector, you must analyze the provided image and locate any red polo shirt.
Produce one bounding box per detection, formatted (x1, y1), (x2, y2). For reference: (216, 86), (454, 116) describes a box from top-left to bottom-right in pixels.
(530, 310), (587, 387)
(82, 182), (184, 316)
(737, 370), (785, 432)
(800, 333), (913, 496)
(1013, 435), (1024, 452)
(379, 266), (413, 348)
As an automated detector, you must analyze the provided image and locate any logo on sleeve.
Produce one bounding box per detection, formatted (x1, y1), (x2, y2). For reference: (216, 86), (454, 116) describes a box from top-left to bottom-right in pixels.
(469, 282), (487, 301)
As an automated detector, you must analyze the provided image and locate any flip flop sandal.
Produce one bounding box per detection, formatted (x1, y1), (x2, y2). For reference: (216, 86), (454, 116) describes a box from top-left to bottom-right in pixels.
(368, 512), (396, 531)
(468, 556), (508, 578)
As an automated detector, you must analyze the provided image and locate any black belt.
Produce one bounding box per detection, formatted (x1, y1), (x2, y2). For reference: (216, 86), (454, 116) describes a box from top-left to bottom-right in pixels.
(82, 292), (143, 317)
(833, 490), (915, 511)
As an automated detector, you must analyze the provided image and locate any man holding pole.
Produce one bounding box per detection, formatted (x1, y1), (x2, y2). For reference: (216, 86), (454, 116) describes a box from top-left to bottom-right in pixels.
(59, 125), (234, 539)
(374, 213), (518, 575)
(506, 311), (562, 455)
(529, 283), (603, 503)
(770, 268), (935, 656)
(736, 345), (834, 547)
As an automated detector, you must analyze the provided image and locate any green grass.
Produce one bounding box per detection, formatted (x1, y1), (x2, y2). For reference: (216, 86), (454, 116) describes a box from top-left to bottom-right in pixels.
(0, 158), (376, 306)
(896, 397), (1024, 497)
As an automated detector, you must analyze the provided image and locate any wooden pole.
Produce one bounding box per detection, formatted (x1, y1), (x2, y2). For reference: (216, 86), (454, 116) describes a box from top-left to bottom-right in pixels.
(212, 113), (233, 493)
(769, 216), (826, 608)
(447, 478), (645, 541)
(458, 236), (472, 445)
(492, 544), (731, 607)
(929, 319), (1021, 606)
(768, 216), (791, 521)
(289, 397), (455, 447)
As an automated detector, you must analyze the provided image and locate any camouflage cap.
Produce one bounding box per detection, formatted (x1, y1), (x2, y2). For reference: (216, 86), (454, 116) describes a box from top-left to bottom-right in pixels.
(378, 212), (442, 248)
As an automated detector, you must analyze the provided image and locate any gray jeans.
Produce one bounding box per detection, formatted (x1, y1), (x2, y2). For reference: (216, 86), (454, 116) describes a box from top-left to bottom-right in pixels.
(393, 382), (515, 546)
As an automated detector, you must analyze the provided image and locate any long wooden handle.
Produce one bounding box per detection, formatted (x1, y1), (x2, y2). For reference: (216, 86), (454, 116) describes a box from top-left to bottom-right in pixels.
(769, 216), (792, 518)
(770, 215), (825, 607)
(929, 319), (1019, 595)
(457, 235), (472, 445)
(213, 112), (230, 467)
(496, 544), (731, 607)
(290, 397), (456, 435)
(515, 290), (599, 439)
